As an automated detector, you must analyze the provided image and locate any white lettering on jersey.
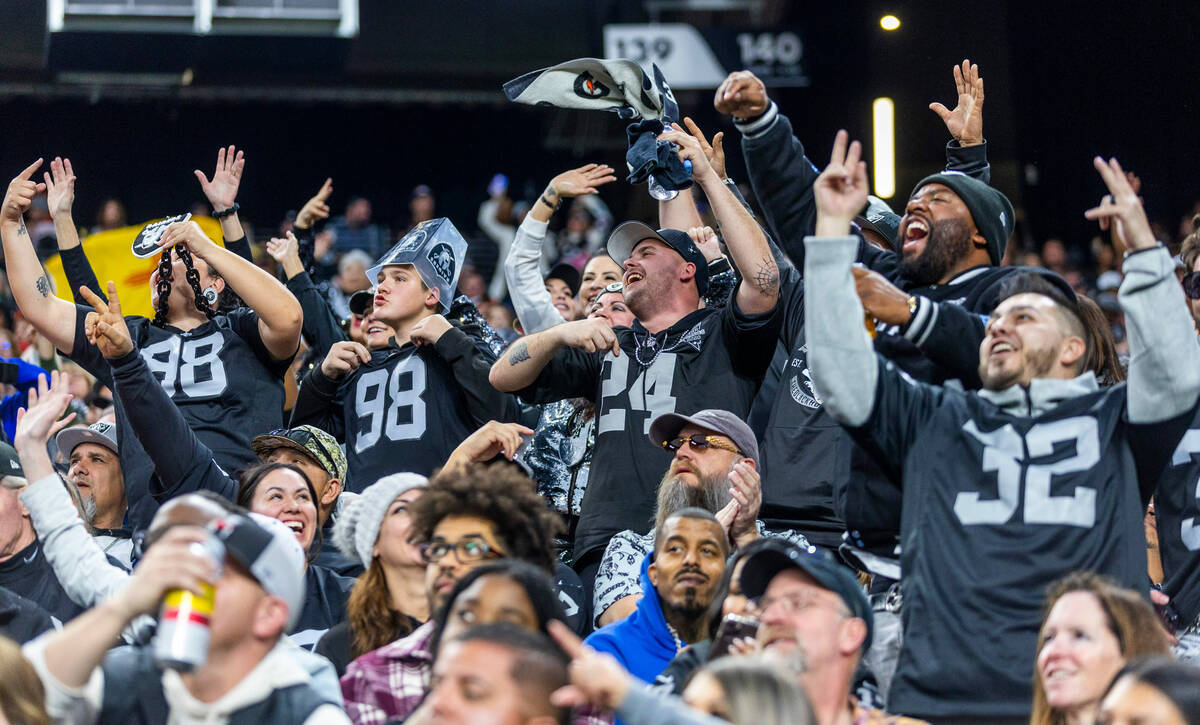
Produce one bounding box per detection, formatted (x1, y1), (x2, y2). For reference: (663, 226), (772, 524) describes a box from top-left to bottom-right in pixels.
(597, 352), (679, 435)
(1171, 430), (1200, 550)
(353, 356), (428, 453)
(140, 332), (228, 400)
(955, 416), (1099, 527)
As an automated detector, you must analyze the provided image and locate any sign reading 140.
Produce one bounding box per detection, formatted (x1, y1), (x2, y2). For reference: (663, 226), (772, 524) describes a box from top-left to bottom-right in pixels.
(603, 24), (810, 90)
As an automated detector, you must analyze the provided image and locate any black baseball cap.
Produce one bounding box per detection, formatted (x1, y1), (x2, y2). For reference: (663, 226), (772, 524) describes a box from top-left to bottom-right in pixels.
(348, 289), (372, 316)
(606, 221), (709, 296)
(547, 263), (581, 298)
(0, 442), (23, 481)
(740, 539), (873, 651)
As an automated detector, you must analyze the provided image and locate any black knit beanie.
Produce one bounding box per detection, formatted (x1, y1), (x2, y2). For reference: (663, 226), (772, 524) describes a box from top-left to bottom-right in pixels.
(911, 171), (1014, 265)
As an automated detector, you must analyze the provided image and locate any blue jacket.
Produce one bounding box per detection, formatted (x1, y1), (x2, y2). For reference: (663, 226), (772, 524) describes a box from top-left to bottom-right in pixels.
(584, 553), (677, 684)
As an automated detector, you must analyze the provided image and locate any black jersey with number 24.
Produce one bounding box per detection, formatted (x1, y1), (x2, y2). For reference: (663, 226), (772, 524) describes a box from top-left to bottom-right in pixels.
(519, 301), (780, 562)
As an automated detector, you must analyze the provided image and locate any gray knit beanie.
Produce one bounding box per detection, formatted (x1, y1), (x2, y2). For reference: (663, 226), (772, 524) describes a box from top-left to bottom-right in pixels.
(332, 473), (428, 566)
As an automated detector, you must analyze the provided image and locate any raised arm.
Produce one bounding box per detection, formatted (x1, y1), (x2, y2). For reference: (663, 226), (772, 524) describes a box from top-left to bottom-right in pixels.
(804, 131), (879, 426)
(659, 125), (779, 315)
(930, 59), (991, 182)
(488, 318), (617, 392)
(27, 525), (216, 702)
(267, 230), (347, 357)
(82, 282), (237, 501)
(44, 157), (106, 306)
(0, 160), (77, 353)
(14, 372), (133, 609)
(505, 163), (615, 332)
(158, 220), (303, 361)
(717, 71), (821, 264)
(1086, 157), (1200, 422)
(193, 145), (252, 261)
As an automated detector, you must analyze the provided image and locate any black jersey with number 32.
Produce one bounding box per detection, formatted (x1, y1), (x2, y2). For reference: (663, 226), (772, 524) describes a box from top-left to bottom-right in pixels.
(1154, 405), (1200, 630)
(291, 323), (514, 492)
(857, 360), (1177, 719)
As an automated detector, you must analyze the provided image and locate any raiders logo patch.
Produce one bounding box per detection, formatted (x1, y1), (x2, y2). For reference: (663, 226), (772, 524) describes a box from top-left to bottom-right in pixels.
(573, 71), (610, 99)
(132, 213), (191, 259)
(427, 243), (456, 285)
(394, 227), (429, 256)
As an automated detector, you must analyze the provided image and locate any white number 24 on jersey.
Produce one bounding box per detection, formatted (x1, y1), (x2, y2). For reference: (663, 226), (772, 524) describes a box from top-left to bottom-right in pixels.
(353, 356), (428, 453)
(954, 416), (1100, 527)
(597, 353), (678, 435)
(141, 333), (228, 400)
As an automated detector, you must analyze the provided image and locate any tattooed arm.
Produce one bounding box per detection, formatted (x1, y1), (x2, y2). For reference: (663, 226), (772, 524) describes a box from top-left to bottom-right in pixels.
(488, 318), (619, 392)
(658, 128), (780, 315)
(0, 160), (78, 353)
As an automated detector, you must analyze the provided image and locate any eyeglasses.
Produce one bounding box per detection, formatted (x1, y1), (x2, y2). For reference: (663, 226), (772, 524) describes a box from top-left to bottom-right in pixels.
(268, 428), (335, 471)
(752, 592), (849, 618)
(1183, 271), (1200, 300)
(420, 536), (505, 565)
(661, 434), (742, 456)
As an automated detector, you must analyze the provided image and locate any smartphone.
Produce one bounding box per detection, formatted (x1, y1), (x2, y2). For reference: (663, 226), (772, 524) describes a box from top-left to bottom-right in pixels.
(708, 613), (759, 661)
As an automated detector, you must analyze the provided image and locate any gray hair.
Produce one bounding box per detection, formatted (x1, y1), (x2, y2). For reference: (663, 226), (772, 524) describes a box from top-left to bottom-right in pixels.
(697, 655), (816, 725)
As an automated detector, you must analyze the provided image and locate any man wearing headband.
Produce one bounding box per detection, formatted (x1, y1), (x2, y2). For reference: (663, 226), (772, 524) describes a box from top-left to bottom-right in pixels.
(292, 218), (519, 491)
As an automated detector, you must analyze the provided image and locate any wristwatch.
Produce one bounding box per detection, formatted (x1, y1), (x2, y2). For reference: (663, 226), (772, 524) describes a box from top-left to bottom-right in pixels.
(906, 296), (918, 317)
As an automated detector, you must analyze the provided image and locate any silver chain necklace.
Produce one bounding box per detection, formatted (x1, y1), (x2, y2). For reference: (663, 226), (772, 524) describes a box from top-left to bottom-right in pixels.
(633, 330), (669, 368)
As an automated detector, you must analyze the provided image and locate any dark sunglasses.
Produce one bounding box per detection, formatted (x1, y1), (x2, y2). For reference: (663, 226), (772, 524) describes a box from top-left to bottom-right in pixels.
(1183, 271), (1200, 300)
(660, 434), (741, 455)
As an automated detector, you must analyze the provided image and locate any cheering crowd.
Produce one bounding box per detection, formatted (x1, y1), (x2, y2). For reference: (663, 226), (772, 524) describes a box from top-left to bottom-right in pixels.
(0, 58), (1197, 725)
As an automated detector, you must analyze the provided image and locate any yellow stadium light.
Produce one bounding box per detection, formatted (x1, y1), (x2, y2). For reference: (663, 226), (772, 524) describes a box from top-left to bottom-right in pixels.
(880, 15), (901, 31)
(873, 97), (896, 199)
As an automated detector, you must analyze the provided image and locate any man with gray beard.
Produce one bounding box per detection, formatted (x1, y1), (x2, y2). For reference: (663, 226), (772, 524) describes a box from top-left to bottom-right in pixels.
(591, 409), (809, 627)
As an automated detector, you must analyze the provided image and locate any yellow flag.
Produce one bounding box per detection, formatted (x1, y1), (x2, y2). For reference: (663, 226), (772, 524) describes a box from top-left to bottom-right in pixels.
(44, 216), (226, 318)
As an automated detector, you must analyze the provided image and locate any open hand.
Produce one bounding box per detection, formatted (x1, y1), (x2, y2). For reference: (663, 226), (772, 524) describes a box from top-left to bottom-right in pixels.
(813, 130), (869, 233)
(714, 70), (770, 120)
(80, 282), (134, 359)
(2, 159), (46, 225)
(547, 164), (616, 200)
(1084, 157), (1156, 251)
(929, 59), (985, 146)
(296, 178), (333, 229)
(194, 145), (245, 212)
(43, 157), (76, 219)
(13, 371), (77, 450)
(265, 231), (302, 266)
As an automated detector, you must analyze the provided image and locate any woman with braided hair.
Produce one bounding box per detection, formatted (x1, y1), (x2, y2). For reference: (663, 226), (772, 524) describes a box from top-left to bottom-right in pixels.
(0, 154), (303, 530)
